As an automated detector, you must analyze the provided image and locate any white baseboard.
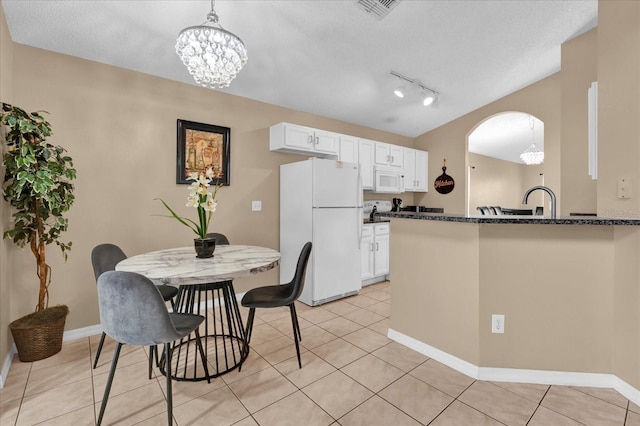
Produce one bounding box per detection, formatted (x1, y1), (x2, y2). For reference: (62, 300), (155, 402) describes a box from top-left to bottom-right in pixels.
(387, 328), (640, 406)
(0, 291), (248, 389)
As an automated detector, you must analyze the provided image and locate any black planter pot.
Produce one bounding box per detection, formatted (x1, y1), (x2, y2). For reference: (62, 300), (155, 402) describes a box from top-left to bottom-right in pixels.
(194, 237), (216, 258)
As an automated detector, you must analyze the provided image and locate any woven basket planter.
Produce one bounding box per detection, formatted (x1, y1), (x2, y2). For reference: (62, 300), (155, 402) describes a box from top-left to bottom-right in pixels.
(9, 305), (69, 362)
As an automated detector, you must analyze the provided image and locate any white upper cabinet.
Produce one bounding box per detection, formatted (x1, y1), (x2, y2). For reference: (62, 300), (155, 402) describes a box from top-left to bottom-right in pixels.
(359, 139), (374, 190)
(270, 123), (339, 157)
(339, 135), (359, 164)
(403, 148), (428, 192)
(374, 142), (403, 168)
(270, 122), (427, 193)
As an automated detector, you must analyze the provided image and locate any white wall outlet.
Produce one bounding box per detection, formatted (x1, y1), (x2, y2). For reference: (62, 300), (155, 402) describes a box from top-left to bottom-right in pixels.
(492, 314), (505, 334)
(251, 200), (262, 212)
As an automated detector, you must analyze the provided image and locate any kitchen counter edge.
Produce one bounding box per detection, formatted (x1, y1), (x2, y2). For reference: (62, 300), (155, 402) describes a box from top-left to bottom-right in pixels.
(381, 211), (640, 226)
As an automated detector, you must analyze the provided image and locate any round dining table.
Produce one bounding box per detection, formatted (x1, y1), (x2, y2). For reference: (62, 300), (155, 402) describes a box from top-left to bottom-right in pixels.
(116, 244), (280, 381)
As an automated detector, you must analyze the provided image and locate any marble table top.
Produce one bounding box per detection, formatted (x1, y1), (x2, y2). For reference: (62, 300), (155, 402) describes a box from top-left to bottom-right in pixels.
(115, 245), (280, 286)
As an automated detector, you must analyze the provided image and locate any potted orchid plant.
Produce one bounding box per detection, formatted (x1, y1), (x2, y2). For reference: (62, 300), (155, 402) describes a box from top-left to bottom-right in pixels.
(156, 168), (222, 258)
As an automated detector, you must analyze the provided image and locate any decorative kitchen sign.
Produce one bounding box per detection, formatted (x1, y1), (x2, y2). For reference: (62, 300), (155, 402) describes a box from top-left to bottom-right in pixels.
(434, 159), (455, 194)
(176, 119), (230, 185)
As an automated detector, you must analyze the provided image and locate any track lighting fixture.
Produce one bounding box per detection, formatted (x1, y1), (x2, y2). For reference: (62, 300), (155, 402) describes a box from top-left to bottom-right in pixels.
(390, 70), (438, 107)
(422, 90), (435, 106)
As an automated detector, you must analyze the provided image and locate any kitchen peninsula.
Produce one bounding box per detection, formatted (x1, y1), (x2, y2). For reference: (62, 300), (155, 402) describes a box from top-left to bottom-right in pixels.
(385, 212), (640, 396)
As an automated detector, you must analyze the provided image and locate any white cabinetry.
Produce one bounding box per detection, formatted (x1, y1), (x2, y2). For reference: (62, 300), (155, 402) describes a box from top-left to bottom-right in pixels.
(359, 139), (374, 190)
(270, 122), (339, 157)
(375, 142), (403, 168)
(403, 148), (428, 192)
(361, 225), (375, 281)
(361, 222), (390, 283)
(339, 135), (359, 164)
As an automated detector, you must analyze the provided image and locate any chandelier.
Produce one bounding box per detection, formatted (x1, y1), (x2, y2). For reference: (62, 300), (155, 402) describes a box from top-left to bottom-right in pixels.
(520, 115), (544, 165)
(176, 0), (248, 89)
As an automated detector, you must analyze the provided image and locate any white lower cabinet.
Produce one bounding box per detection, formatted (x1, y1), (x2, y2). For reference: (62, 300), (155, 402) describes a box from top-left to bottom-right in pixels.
(361, 223), (390, 283)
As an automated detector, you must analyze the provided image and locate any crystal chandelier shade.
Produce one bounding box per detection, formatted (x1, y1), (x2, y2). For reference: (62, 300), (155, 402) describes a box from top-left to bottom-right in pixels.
(520, 115), (544, 165)
(520, 144), (544, 165)
(176, 2), (247, 89)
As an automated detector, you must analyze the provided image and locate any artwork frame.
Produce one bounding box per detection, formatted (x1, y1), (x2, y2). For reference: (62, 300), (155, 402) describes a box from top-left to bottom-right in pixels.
(176, 119), (230, 185)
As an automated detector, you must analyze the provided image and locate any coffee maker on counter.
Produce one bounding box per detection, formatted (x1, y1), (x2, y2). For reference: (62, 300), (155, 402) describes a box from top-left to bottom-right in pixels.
(392, 198), (403, 212)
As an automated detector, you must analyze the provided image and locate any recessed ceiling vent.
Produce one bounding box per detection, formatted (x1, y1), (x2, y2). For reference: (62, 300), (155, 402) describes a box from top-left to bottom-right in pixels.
(355, 0), (402, 20)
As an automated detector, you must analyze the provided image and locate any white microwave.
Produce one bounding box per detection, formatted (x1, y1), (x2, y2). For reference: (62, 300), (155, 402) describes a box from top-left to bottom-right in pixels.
(374, 167), (404, 194)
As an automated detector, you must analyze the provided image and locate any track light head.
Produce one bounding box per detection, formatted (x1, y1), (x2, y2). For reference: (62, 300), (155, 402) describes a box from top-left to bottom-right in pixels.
(394, 85), (405, 98)
(422, 91), (435, 106)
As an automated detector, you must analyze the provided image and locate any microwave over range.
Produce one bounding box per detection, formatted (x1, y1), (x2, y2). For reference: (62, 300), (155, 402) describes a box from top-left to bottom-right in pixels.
(373, 166), (404, 194)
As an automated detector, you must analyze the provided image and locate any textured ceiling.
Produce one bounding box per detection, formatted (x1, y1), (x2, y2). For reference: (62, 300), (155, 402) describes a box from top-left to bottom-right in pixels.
(1, 0), (597, 151)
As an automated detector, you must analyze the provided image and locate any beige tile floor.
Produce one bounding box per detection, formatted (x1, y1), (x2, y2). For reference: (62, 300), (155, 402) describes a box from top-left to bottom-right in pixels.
(2, 281), (640, 425)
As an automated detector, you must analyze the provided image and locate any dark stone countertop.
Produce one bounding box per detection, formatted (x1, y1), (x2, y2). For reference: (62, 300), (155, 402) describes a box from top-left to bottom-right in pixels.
(363, 217), (391, 224)
(380, 211), (640, 226)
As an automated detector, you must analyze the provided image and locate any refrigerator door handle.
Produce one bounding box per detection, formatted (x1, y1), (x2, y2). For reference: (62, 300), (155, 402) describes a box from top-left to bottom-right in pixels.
(357, 208), (362, 249)
(357, 168), (363, 250)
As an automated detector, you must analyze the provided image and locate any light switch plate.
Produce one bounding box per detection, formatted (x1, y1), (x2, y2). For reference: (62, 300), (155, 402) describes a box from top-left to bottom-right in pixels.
(618, 178), (631, 199)
(251, 200), (262, 211)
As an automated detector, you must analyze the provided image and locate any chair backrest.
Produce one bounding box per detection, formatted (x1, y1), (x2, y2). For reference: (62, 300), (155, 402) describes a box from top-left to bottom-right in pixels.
(91, 244), (127, 281)
(97, 270), (180, 346)
(206, 233), (230, 245)
(284, 242), (313, 304)
(492, 206), (503, 215)
(476, 206), (490, 215)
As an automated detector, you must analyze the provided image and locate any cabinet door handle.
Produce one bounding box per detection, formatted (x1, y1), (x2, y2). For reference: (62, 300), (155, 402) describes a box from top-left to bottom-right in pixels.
(308, 135), (313, 144)
(370, 242), (374, 252)
(315, 136), (319, 145)
(376, 242), (379, 251)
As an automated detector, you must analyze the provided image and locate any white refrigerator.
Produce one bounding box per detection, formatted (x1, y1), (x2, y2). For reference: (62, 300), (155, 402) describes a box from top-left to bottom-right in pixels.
(280, 158), (363, 306)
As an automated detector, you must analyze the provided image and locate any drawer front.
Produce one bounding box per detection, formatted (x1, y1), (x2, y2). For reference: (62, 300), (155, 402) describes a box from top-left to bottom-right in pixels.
(362, 224), (374, 237)
(374, 223), (390, 235)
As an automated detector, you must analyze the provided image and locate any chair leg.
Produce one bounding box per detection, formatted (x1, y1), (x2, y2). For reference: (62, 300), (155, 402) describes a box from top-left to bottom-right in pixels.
(93, 332), (107, 369)
(148, 345), (155, 379)
(239, 308), (255, 372)
(291, 303), (302, 342)
(97, 342), (123, 426)
(289, 304), (302, 369)
(164, 343), (173, 426)
(194, 328), (211, 384)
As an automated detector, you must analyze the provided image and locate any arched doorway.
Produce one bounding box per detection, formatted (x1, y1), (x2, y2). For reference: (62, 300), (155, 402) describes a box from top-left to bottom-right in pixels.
(466, 112), (545, 215)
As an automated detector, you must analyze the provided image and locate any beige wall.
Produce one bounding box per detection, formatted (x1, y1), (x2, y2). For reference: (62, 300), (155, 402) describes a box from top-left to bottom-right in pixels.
(414, 74), (562, 216)
(468, 152), (543, 214)
(597, 1), (640, 218)
(391, 218), (620, 376)
(417, 27), (599, 218)
(390, 219), (480, 364)
(1, 42), (413, 356)
(0, 4), (14, 375)
(599, 0), (640, 392)
(561, 29), (598, 215)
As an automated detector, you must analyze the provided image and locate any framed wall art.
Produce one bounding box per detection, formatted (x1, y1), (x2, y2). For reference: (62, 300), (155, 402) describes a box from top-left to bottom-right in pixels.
(176, 119), (230, 185)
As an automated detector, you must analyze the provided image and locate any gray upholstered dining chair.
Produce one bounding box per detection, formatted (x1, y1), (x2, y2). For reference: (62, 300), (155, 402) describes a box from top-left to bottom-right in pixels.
(240, 242), (312, 369)
(91, 243), (179, 373)
(96, 270), (209, 426)
(206, 232), (230, 246)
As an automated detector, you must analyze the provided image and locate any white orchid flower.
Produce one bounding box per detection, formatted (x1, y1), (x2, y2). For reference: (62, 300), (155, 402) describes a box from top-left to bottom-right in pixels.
(202, 196), (217, 213)
(205, 168), (215, 179)
(186, 194), (199, 208)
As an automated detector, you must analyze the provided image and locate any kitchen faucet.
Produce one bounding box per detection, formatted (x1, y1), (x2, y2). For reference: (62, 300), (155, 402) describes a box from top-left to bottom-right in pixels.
(522, 186), (556, 219)
(370, 205), (377, 221)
